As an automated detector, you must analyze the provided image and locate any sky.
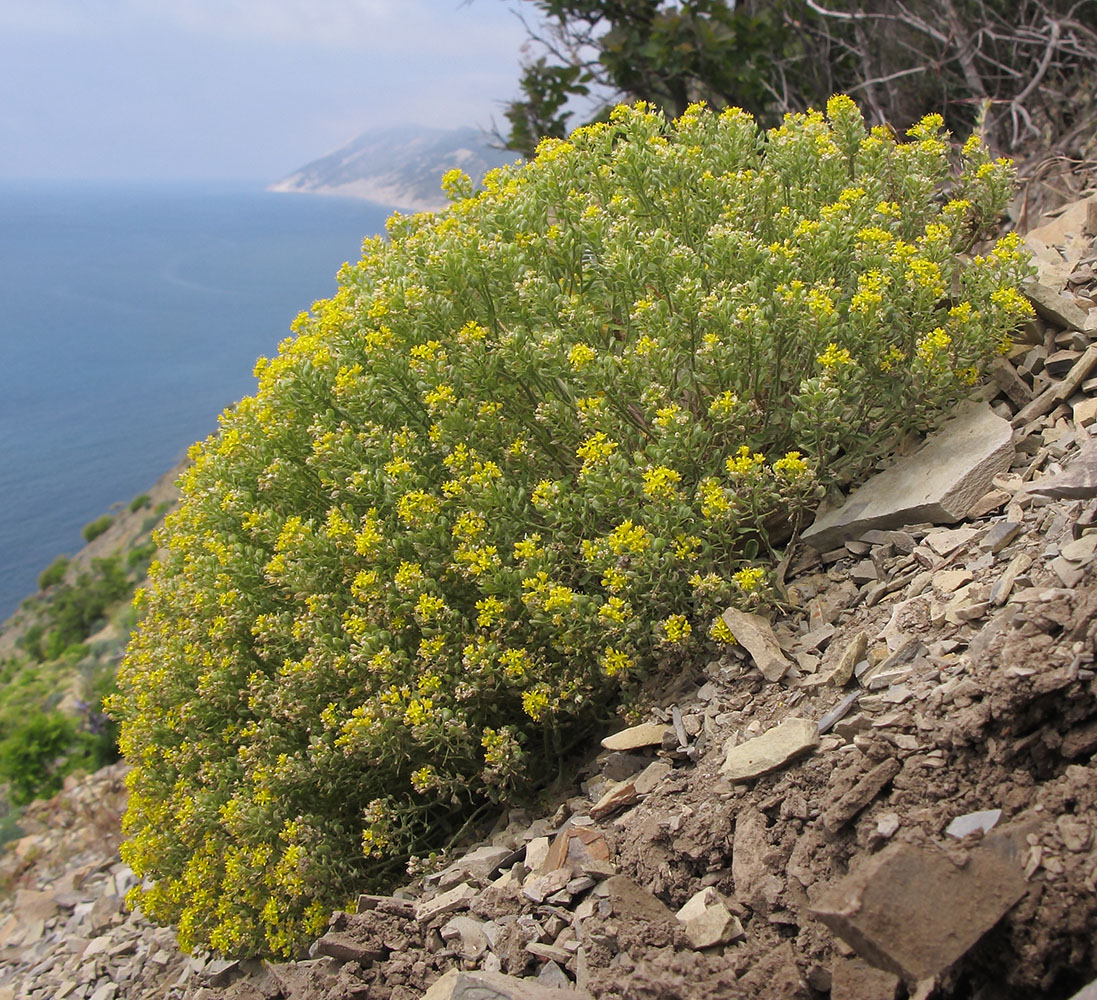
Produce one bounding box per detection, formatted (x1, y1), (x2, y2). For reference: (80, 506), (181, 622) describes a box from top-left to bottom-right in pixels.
(0, 0), (535, 181)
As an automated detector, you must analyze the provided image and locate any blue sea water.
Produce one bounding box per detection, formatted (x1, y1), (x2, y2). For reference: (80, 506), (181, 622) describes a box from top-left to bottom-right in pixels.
(0, 181), (393, 621)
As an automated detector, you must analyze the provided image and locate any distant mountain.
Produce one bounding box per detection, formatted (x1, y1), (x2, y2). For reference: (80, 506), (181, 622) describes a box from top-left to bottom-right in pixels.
(268, 125), (519, 212)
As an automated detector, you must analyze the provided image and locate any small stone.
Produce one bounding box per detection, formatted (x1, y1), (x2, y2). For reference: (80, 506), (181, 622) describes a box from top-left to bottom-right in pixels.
(824, 631), (867, 688)
(979, 520), (1021, 553)
(522, 867), (572, 904)
(452, 844), (514, 880)
(200, 957), (241, 986)
(525, 940), (572, 964)
(931, 569), (972, 595)
(1061, 533), (1097, 562)
(536, 960), (572, 989)
(924, 525), (981, 556)
(542, 826), (610, 875)
(1073, 396), (1097, 428)
(967, 489), (1010, 518)
(1024, 278), (1092, 331)
(601, 751), (649, 781)
(415, 882), (477, 924)
(82, 935), (113, 958)
(876, 813), (900, 838)
(1057, 814), (1092, 852)
(435, 917), (486, 963)
(600, 722), (671, 751)
(422, 969), (594, 1000)
(720, 717), (818, 781)
(720, 607), (794, 682)
(821, 758), (902, 837)
(1051, 556), (1086, 588)
(991, 552), (1033, 606)
(524, 836), (551, 874)
(851, 559), (878, 582)
(675, 887), (745, 949)
(632, 760), (672, 795)
(946, 599), (988, 624)
(946, 809), (1003, 841)
(1027, 440), (1097, 499)
(589, 780), (639, 822)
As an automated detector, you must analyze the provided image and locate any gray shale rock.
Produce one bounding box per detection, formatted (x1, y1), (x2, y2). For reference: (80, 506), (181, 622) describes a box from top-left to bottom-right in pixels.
(803, 400), (1014, 549)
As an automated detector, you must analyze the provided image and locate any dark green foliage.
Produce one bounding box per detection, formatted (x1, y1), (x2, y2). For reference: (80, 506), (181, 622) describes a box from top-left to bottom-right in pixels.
(505, 59), (592, 160)
(503, 0), (783, 155)
(0, 693), (120, 807)
(38, 555), (70, 591)
(129, 493), (151, 513)
(503, 0), (1097, 156)
(19, 556), (131, 662)
(82, 514), (115, 543)
(126, 540), (158, 574)
(0, 712), (76, 805)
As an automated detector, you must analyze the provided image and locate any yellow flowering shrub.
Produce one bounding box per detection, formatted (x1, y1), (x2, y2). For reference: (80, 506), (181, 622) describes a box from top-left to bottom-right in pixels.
(110, 99), (1032, 958)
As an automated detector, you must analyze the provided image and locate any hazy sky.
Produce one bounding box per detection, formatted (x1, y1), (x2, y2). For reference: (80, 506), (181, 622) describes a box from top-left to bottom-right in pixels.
(0, 0), (533, 181)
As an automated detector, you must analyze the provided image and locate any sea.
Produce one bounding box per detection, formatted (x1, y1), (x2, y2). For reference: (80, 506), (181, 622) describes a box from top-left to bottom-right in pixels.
(0, 180), (394, 621)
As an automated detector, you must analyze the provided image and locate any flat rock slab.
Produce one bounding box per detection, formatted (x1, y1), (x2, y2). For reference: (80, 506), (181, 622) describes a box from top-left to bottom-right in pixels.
(601, 722), (670, 751)
(810, 840), (1027, 982)
(1024, 277), (1092, 331)
(1027, 440), (1097, 499)
(803, 400), (1014, 550)
(415, 882), (477, 924)
(721, 717), (818, 781)
(720, 608), (793, 682)
(422, 968), (595, 999)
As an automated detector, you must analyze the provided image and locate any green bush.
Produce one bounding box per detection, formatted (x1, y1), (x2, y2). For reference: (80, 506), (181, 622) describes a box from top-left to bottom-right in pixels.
(0, 712), (76, 805)
(82, 515), (115, 543)
(110, 100), (1032, 958)
(0, 691), (120, 808)
(38, 556), (70, 591)
(126, 540), (158, 574)
(129, 493), (152, 513)
(22, 556), (131, 662)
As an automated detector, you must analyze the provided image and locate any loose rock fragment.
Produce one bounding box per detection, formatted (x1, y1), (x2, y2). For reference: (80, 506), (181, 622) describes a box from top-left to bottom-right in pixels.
(542, 826), (610, 875)
(415, 883), (477, 924)
(422, 968), (594, 999)
(600, 722), (671, 751)
(720, 607), (794, 682)
(823, 631), (867, 687)
(675, 887), (745, 949)
(1024, 278), (1092, 331)
(821, 758), (902, 837)
(313, 930), (386, 965)
(733, 805), (783, 912)
(721, 718), (818, 781)
(945, 809), (1002, 839)
(810, 840), (1028, 982)
(990, 552), (1034, 606)
(440, 915), (489, 961)
(803, 400), (1014, 549)
(589, 781), (639, 821)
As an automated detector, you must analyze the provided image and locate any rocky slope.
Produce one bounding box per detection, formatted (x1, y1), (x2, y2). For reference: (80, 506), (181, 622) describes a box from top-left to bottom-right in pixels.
(2, 196), (1097, 1000)
(268, 125), (516, 213)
